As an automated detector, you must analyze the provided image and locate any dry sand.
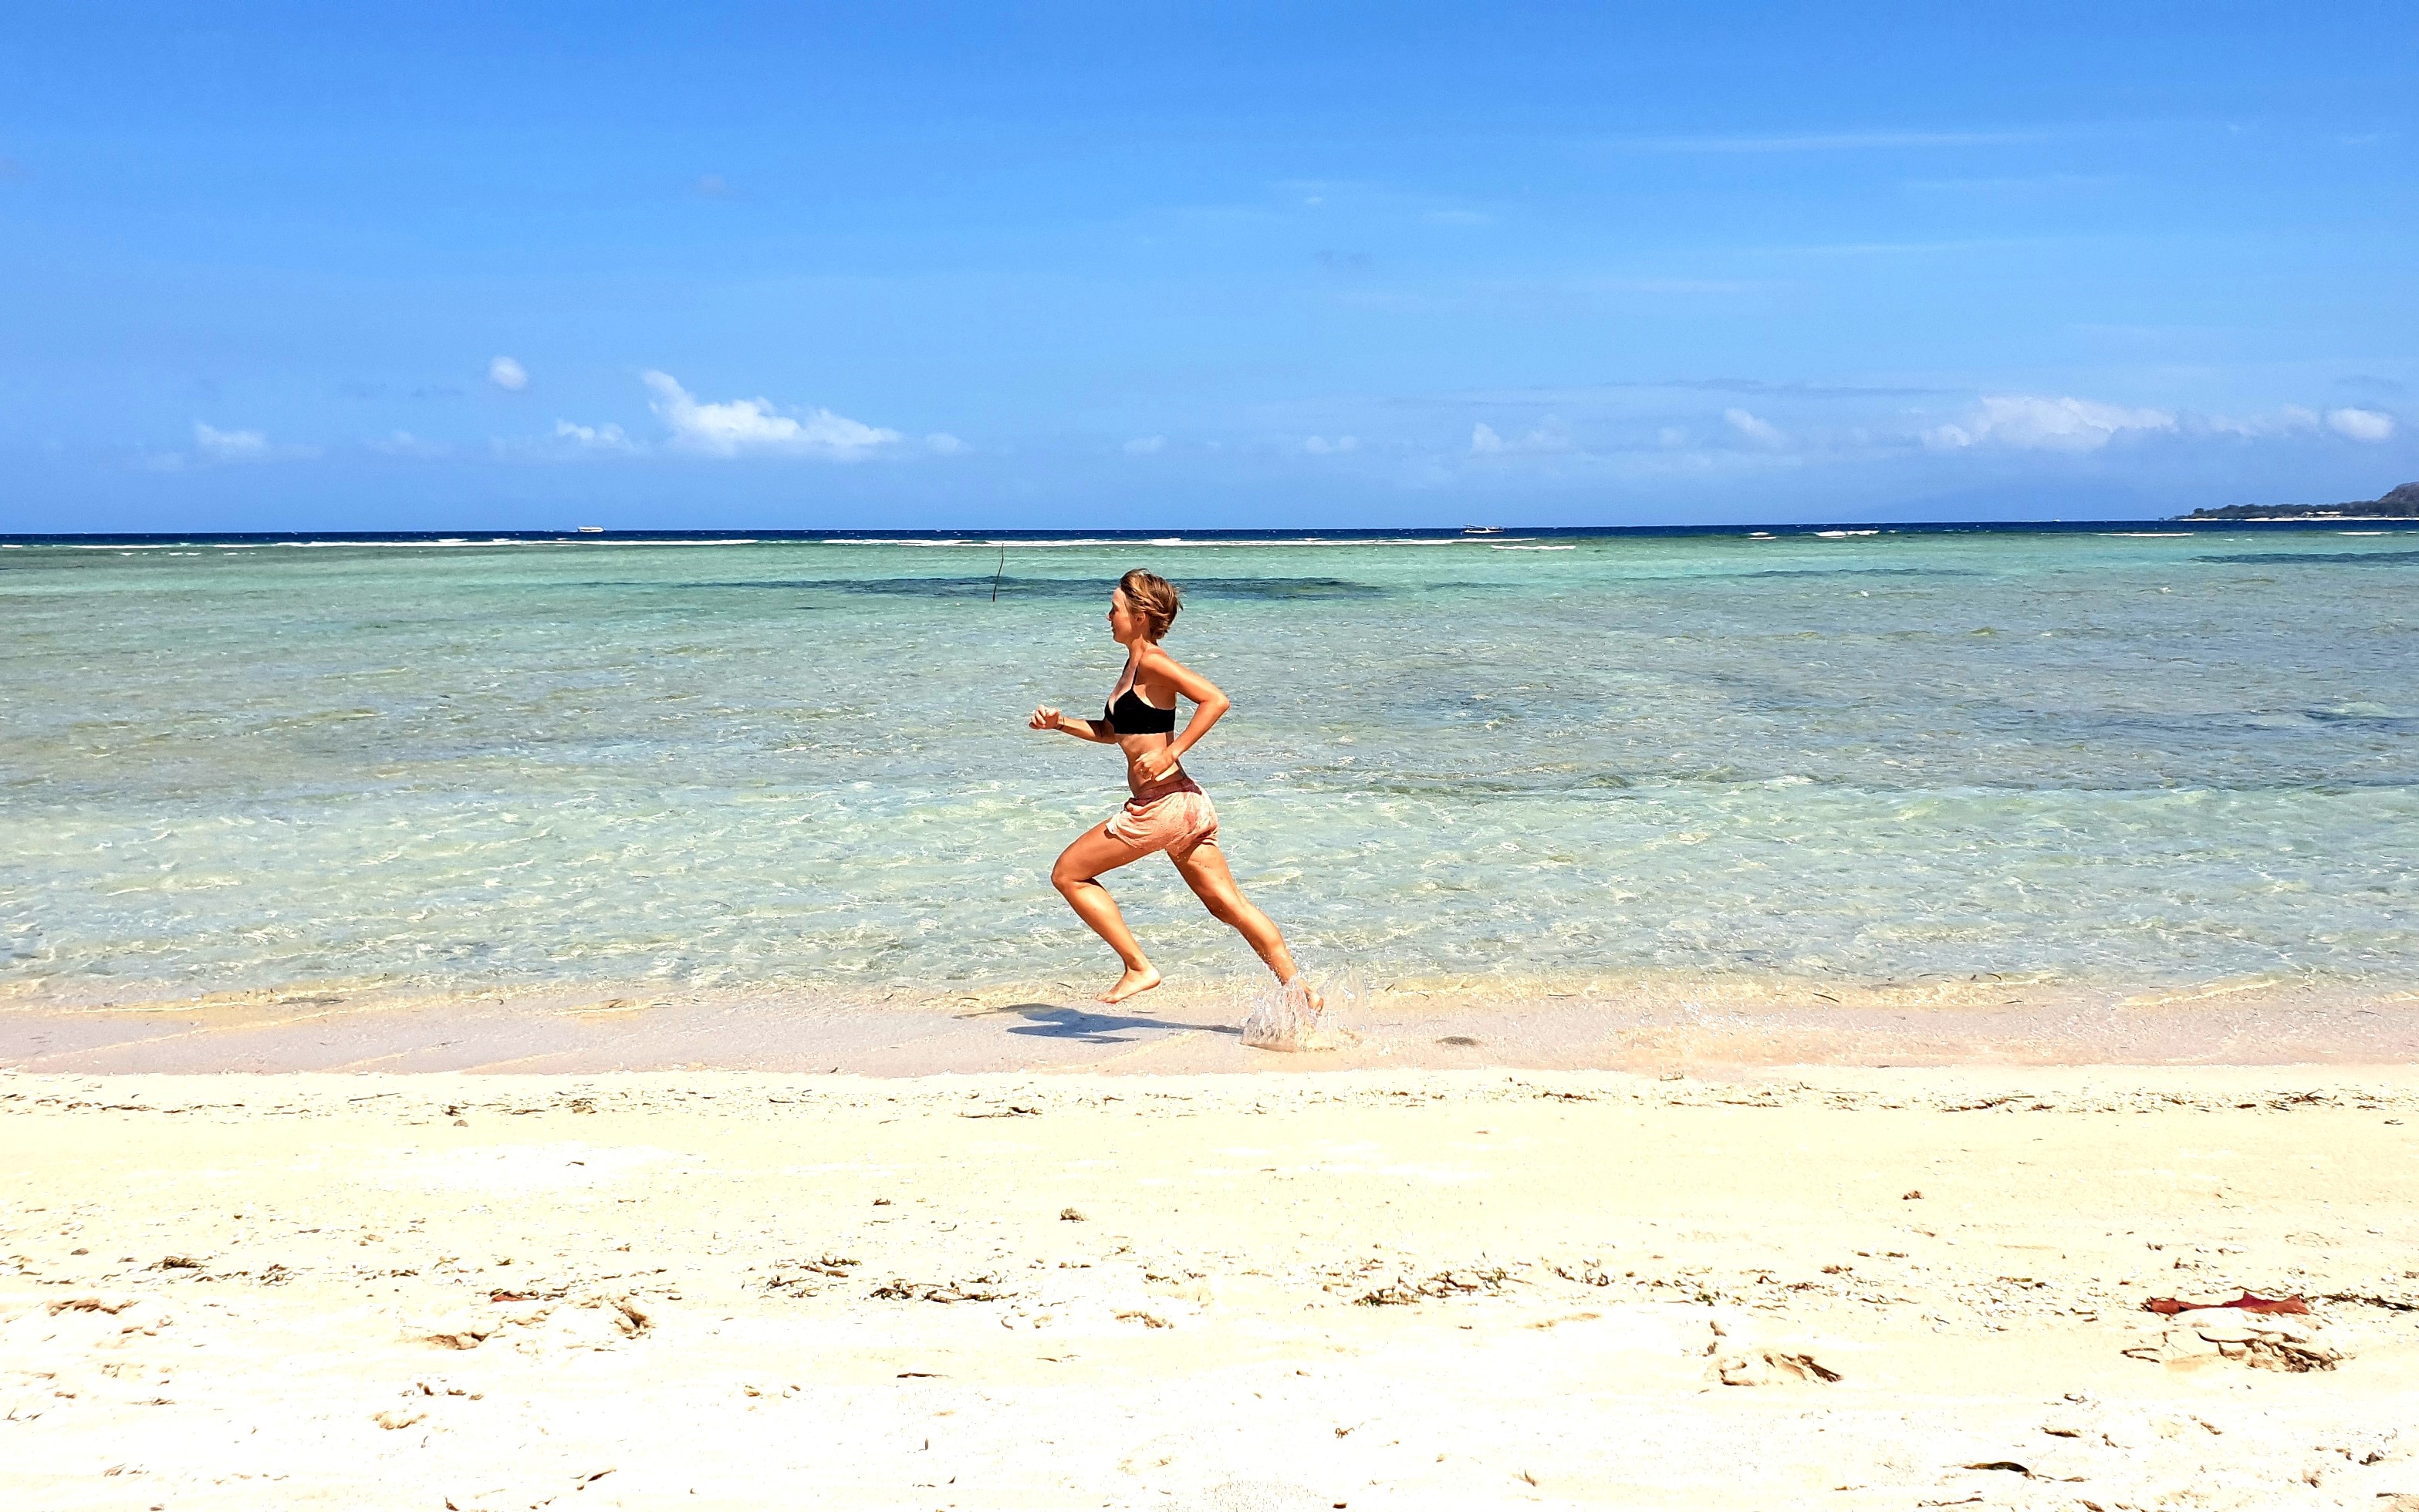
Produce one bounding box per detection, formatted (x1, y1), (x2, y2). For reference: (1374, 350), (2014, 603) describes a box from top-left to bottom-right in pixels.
(5, 1065), (2417, 1510)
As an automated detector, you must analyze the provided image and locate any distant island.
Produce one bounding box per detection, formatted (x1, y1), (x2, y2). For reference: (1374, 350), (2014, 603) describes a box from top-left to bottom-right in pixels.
(2181, 481), (2419, 520)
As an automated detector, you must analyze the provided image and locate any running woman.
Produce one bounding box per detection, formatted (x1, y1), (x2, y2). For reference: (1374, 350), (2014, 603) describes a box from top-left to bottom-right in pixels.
(1028, 569), (1319, 1007)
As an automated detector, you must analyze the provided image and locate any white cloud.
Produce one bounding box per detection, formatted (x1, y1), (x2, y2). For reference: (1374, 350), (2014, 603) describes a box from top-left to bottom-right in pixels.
(2326, 407), (2396, 442)
(925, 432), (965, 454)
(1304, 434), (1359, 454)
(554, 419), (633, 452)
(486, 420), (639, 461)
(194, 422), (269, 459)
(1725, 407), (1785, 446)
(1470, 420), (1569, 456)
(488, 356), (529, 392)
(190, 422), (316, 463)
(2199, 404), (2400, 444)
(370, 429), (451, 457)
(2206, 405), (2323, 439)
(641, 370), (902, 459)
(1923, 394), (2177, 451)
(1123, 435), (1166, 455)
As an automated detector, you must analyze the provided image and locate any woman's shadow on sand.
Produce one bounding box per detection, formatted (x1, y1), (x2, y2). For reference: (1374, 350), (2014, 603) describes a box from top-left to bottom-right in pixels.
(968, 1004), (1242, 1046)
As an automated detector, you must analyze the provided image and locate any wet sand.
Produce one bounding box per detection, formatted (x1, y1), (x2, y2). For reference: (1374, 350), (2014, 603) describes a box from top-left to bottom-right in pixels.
(5, 977), (2416, 1075)
(5, 1067), (2417, 1509)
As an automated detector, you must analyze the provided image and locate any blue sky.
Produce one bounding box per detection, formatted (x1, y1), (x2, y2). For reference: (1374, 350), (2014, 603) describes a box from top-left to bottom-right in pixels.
(3, 2), (2414, 530)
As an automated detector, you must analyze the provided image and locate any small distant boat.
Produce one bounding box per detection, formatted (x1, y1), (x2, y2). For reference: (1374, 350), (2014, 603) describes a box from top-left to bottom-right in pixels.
(1462, 525), (1505, 535)
(576, 525), (605, 534)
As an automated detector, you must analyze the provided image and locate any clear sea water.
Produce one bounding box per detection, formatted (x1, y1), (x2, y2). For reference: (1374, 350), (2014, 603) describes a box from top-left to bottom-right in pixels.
(4, 526), (2415, 1010)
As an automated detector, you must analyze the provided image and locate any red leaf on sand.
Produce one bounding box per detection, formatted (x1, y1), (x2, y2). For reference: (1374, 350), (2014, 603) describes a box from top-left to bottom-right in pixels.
(2228, 1292), (2310, 1314)
(2144, 1291), (2309, 1316)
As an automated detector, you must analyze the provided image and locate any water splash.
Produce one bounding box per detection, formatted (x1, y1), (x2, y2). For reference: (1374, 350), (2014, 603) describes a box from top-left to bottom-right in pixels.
(1241, 967), (1367, 1051)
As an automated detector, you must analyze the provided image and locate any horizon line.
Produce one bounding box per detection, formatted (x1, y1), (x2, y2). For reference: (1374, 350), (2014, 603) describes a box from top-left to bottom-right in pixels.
(8, 517), (2416, 548)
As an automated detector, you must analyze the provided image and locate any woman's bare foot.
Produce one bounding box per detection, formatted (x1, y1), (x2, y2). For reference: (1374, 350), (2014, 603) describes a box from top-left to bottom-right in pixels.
(1099, 966), (1161, 1004)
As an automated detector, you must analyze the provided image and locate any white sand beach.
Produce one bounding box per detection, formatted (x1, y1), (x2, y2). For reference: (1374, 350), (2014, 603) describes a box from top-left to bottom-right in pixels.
(5, 1066), (2416, 1510)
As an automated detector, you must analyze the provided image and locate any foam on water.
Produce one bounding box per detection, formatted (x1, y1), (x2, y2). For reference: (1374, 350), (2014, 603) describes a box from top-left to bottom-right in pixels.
(3, 528), (2417, 1012)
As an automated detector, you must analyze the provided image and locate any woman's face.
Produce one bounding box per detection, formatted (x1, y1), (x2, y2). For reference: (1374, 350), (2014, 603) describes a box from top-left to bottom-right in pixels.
(1107, 588), (1140, 643)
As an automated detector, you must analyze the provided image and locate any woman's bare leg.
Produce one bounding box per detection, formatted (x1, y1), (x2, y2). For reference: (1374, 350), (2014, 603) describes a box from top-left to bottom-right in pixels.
(1051, 823), (1161, 1003)
(1170, 842), (1316, 999)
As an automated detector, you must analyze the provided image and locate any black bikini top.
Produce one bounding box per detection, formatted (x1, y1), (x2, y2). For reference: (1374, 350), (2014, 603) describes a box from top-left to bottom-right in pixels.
(1103, 667), (1177, 734)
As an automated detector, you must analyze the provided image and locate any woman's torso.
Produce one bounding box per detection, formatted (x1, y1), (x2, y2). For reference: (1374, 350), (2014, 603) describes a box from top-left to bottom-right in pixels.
(1105, 655), (1185, 798)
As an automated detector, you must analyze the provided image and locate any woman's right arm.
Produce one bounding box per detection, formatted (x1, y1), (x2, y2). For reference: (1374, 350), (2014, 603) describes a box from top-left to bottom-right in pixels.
(1030, 705), (1115, 743)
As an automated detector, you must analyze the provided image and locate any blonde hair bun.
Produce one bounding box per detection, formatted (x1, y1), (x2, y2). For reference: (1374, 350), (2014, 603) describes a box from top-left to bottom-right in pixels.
(1118, 569), (1181, 640)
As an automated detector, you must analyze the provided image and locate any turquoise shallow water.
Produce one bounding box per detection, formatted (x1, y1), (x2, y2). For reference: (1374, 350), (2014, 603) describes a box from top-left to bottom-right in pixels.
(3, 528), (2416, 1009)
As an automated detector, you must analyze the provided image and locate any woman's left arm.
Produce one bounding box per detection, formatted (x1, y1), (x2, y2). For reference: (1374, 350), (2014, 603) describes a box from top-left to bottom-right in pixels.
(1144, 652), (1230, 775)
